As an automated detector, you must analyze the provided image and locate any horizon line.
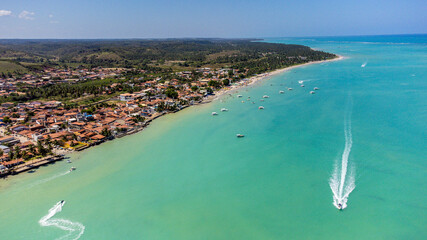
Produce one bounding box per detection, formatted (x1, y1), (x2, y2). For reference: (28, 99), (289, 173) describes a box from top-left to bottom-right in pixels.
(0, 33), (425, 41)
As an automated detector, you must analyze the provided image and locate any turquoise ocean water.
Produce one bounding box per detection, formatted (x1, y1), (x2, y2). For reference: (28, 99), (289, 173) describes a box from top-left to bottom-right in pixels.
(0, 35), (426, 239)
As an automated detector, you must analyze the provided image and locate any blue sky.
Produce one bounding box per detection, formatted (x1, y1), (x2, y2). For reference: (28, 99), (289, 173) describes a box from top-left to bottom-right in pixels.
(0, 0), (425, 39)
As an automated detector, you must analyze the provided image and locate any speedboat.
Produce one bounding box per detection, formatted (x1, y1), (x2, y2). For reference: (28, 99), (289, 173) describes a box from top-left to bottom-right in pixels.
(310, 91), (315, 94)
(237, 95), (243, 98)
(67, 160), (72, 163)
(337, 203), (343, 210)
(212, 112), (218, 115)
(300, 85), (305, 87)
(279, 90), (284, 94)
(236, 134), (245, 138)
(314, 87), (319, 90)
(70, 167), (76, 171)
(220, 108), (228, 112)
(259, 106), (264, 109)
(60, 200), (65, 205)
(298, 80), (304, 84)
(288, 88), (293, 91)
(263, 95), (270, 98)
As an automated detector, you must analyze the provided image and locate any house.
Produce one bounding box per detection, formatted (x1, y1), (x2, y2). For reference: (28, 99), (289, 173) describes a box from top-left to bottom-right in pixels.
(0, 145), (10, 153)
(119, 93), (135, 101)
(0, 136), (18, 145)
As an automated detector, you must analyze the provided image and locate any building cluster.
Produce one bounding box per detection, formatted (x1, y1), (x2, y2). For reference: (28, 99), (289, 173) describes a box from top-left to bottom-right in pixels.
(0, 66), (248, 173)
(0, 67), (127, 97)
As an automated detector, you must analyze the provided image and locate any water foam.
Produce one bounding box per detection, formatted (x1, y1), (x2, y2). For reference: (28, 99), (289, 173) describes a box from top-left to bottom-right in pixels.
(27, 170), (71, 189)
(329, 98), (356, 210)
(361, 62), (367, 67)
(39, 201), (85, 240)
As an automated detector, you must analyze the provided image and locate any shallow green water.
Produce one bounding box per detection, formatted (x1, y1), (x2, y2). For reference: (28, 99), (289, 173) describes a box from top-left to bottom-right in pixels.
(0, 35), (426, 239)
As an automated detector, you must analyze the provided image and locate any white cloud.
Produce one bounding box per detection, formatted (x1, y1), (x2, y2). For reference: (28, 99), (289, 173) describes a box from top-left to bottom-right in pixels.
(18, 10), (35, 20)
(0, 10), (12, 17)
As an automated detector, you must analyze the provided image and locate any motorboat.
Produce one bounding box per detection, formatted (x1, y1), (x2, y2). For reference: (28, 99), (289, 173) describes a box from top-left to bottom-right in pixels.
(212, 112), (218, 115)
(60, 200), (65, 205)
(70, 167), (76, 171)
(259, 106), (264, 109)
(288, 88), (293, 91)
(314, 87), (319, 90)
(67, 160), (72, 163)
(337, 203), (343, 210)
(263, 95), (270, 98)
(279, 90), (284, 94)
(220, 108), (229, 112)
(260, 99), (264, 102)
(237, 95), (243, 98)
(236, 134), (245, 138)
(300, 85), (305, 87)
(310, 91), (315, 94)
(298, 80), (304, 84)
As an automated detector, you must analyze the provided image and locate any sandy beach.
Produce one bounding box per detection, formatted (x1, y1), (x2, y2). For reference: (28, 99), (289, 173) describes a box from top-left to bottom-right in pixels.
(204, 55), (344, 103)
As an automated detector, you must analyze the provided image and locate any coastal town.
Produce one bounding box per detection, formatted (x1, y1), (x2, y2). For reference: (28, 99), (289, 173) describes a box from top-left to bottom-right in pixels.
(0, 39), (336, 177)
(0, 65), (261, 176)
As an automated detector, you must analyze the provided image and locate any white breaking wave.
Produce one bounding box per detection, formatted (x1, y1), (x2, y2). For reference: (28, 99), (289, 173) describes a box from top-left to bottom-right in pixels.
(361, 62), (367, 67)
(329, 98), (356, 210)
(39, 201), (85, 240)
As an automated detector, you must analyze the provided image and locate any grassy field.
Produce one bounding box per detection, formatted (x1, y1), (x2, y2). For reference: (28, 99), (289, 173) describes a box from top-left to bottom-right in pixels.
(0, 60), (27, 74)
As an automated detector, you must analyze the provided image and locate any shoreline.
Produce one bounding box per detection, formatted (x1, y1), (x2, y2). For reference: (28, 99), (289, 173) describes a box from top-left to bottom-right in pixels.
(203, 54), (344, 103)
(0, 55), (344, 179)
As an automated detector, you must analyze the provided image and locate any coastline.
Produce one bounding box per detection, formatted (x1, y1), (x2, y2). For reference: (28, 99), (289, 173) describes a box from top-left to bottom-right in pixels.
(203, 54), (344, 103)
(0, 55), (344, 179)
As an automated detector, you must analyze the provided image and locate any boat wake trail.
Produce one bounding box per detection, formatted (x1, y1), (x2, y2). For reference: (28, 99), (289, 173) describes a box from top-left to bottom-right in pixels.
(329, 98), (356, 210)
(39, 201), (85, 240)
(28, 171), (71, 189)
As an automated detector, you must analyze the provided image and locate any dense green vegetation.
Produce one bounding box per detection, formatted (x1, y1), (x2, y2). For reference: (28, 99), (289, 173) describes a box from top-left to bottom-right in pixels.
(0, 39), (336, 104)
(0, 39), (335, 69)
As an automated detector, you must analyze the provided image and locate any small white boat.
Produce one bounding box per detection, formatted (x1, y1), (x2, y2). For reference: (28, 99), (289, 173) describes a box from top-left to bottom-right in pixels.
(236, 134), (245, 138)
(310, 91), (315, 94)
(259, 106), (264, 109)
(288, 88), (293, 91)
(67, 160), (72, 163)
(263, 95), (270, 98)
(298, 80), (304, 84)
(220, 108), (228, 112)
(300, 85), (305, 87)
(337, 203), (343, 210)
(237, 95), (243, 98)
(314, 87), (319, 90)
(279, 90), (284, 94)
(212, 112), (218, 115)
(70, 167), (76, 171)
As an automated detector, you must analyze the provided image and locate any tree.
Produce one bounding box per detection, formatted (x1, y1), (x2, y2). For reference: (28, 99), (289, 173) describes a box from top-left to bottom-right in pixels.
(165, 88), (178, 99)
(208, 80), (220, 88)
(14, 146), (21, 159)
(0, 149), (3, 157)
(132, 115), (145, 123)
(2, 116), (11, 124)
(37, 141), (47, 156)
(222, 79), (230, 86)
